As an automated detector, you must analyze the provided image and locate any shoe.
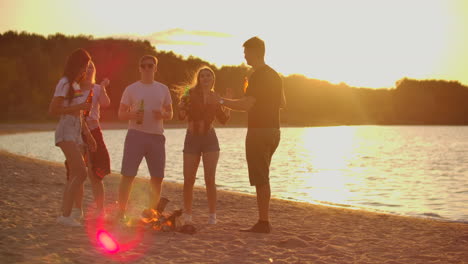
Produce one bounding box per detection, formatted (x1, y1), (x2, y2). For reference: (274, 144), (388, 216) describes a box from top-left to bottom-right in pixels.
(70, 208), (83, 221)
(208, 214), (217, 225)
(57, 216), (82, 227)
(240, 221), (272, 233)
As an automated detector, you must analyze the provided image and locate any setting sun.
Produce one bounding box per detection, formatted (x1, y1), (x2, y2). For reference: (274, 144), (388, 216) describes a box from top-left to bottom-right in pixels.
(1, 0), (467, 88)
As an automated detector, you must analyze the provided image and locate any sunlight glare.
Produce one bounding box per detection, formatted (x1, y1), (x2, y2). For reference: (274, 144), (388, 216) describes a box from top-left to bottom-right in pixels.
(303, 126), (356, 170)
(297, 126), (360, 204)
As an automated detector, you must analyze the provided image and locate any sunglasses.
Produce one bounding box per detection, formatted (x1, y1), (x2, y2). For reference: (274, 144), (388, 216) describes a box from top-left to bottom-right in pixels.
(140, 63), (155, 69)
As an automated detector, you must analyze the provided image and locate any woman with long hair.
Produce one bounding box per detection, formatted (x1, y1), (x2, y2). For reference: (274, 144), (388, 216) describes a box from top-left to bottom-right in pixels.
(49, 48), (96, 226)
(178, 66), (230, 224)
(67, 61), (111, 219)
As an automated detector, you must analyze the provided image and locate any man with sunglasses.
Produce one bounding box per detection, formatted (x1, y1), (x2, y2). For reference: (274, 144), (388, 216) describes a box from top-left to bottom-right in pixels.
(117, 55), (173, 222)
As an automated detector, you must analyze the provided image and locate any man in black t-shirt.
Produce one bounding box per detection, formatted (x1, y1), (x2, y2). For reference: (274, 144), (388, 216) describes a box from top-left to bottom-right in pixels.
(214, 36), (285, 233)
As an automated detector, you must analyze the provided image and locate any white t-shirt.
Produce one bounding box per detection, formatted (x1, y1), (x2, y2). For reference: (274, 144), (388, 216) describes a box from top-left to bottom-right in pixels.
(85, 84), (103, 121)
(120, 81), (172, 135)
(53, 77), (87, 107)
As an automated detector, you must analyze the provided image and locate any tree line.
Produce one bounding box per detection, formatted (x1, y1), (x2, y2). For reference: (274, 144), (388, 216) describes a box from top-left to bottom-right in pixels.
(1, 31), (468, 126)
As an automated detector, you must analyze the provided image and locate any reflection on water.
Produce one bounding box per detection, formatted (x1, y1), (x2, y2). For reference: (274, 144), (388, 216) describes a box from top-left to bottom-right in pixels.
(1, 126), (467, 222)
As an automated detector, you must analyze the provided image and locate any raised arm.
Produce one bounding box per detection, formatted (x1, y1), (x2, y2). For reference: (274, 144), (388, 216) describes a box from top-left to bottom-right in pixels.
(218, 95), (256, 112)
(99, 79), (111, 107)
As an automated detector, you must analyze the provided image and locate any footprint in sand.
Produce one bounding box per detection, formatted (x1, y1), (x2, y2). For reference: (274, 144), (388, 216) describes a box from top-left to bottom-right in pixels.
(277, 238), (309, 248)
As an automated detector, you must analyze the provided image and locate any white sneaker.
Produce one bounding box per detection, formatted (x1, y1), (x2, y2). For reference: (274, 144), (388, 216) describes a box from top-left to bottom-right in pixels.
(57, 216), (82, 227)
(70, 208), (83, 221)
(208, 213), (217, 225)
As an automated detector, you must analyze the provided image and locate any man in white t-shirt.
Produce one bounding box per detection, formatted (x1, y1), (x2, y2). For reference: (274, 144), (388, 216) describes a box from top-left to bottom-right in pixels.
(117, 55), (173, 220)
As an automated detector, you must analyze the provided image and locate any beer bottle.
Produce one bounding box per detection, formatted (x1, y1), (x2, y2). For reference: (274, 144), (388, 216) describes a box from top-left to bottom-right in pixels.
(83, 88), (93, 117)
(181, 86), (191, 108)
(136, 99), (144, 125)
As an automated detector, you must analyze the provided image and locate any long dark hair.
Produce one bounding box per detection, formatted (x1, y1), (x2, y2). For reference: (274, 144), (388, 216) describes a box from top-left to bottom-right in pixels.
(63, 48), (91, 102)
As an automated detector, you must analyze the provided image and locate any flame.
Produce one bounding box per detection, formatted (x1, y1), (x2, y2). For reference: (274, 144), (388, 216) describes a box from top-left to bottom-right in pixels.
(243, 77), (249, 94)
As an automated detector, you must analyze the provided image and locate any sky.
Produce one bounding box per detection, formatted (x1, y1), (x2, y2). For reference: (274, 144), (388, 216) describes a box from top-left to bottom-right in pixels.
(1, 0), (467, 88)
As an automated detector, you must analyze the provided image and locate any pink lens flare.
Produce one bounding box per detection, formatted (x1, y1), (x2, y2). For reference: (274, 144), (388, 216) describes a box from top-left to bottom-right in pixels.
(97, 230), (119, 253)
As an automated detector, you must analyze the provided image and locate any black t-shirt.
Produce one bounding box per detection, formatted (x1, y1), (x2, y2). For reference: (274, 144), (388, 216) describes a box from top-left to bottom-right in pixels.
(245, 65), (282, 129)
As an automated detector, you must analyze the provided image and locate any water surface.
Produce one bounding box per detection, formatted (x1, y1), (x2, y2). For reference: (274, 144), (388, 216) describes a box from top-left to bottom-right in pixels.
(1, 126), (467, 222)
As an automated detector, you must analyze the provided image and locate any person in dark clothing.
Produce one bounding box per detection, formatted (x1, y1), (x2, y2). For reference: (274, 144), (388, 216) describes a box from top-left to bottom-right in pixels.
(213, 36), (286, 233)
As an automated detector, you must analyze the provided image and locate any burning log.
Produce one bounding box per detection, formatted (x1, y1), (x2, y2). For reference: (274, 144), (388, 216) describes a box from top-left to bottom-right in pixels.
(140, 198), (183, 232)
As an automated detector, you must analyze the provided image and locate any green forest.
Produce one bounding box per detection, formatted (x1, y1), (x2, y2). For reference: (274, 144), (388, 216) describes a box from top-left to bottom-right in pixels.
(1, 31), (468, 126)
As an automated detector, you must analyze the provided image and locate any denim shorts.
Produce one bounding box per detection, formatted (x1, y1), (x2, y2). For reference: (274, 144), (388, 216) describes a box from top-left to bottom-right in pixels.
(245, 128), (280, 186)
(183, 128), (220, 155)
(55, 114), (83, 146)
(121, 129), (166, 178)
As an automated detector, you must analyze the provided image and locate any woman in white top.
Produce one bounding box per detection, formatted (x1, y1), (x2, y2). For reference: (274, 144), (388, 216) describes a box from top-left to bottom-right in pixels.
(49, 48), (96, 227)
(74, 61), (111, 216)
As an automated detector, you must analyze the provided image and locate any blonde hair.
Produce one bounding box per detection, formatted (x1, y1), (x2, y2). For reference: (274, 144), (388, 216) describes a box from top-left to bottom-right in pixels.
(177, 66), (215, 98)
(87, 61), (96, 84)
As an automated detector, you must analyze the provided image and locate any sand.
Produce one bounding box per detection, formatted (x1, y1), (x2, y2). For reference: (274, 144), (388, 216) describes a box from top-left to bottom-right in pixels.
(0, 125), (468, 263)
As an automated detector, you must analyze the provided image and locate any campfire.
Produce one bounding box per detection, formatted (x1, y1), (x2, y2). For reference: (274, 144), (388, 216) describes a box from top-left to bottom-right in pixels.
(140, 197), (183, 232)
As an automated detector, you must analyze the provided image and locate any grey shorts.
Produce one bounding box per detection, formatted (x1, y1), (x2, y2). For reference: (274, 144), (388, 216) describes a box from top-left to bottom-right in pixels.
(121, 129), (166, 178)
(246, 128), (280, 186)
(55, 114), (84, 146)
(183, 128), (220, 155)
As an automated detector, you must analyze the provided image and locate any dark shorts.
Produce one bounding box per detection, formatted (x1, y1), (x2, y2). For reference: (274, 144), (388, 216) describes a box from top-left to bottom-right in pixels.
(183, 128), (220, 155)
(64, 127), (110, 180)
(88, 127), (111, 179)
(121, 129), (166, 178)
(245, 128), (280, 186)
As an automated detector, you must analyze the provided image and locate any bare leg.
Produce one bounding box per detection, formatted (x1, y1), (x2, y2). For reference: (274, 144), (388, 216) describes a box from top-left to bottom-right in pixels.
(73, 147), (88, 210)
(88, 167), (104, 211)
(149, 177), (163, 210)
(118, 175), (135, 217)
(183, 153), (201, 215)
(74, 184), (84, 209)
(255, 183), (271, 222)
(202, 151), (219, 214)
(58, 141), (88, 217)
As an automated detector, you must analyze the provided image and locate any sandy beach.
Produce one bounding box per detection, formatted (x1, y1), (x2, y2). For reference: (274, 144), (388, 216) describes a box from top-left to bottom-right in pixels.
(1, 125), (468, 263)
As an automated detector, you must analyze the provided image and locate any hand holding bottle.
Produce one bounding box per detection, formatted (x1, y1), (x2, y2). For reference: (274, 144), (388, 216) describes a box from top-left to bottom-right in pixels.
(179, 86), (190, 110)
(77, 101), (92, 112)
(83, 89), (94, 117)
(136, 100), (144, 124)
